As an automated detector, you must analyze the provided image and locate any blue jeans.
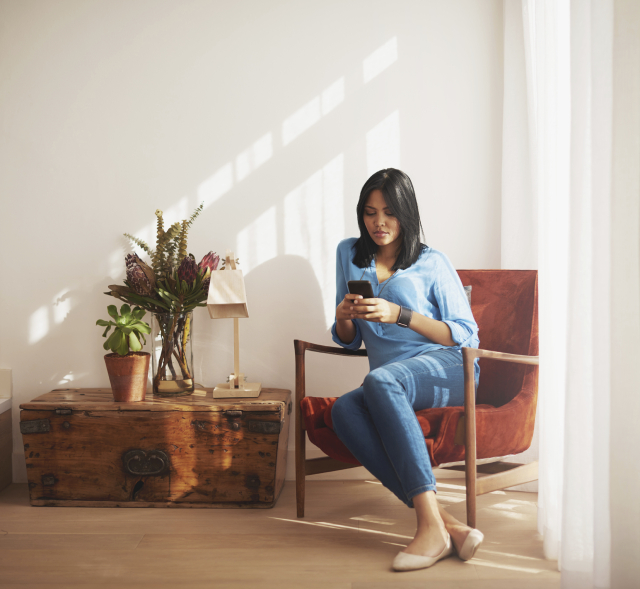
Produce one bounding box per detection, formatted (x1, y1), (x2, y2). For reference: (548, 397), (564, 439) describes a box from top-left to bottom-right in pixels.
(331, 348), (479, 508)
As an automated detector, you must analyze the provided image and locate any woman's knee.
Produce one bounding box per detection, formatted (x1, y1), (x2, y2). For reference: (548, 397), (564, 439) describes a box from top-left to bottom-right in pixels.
(362, 369), (402, 404)
(331, 390), (362, 430)
(331, 396), (346, 428)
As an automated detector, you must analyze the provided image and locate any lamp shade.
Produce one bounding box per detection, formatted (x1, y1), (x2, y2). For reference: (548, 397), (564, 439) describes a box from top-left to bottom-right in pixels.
(207, 268), (249, 319)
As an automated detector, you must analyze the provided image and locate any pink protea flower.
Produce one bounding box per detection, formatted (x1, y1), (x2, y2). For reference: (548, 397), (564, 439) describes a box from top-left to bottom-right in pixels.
(198, 251), (220, 273)
(199, 251), (219, 294)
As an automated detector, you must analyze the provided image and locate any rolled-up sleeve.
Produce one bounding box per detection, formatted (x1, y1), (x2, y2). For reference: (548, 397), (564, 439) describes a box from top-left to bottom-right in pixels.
(434, 256), (478, 347)
(330, 243), (362, 350)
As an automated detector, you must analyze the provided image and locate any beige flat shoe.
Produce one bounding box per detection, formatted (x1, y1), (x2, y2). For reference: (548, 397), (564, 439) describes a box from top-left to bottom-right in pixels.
(457, 529), (484, 561)
(392, 533), (453, 572)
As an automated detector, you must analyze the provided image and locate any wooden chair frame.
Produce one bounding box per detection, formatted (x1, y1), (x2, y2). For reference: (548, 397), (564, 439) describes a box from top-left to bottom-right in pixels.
(294, 340), (539, 527)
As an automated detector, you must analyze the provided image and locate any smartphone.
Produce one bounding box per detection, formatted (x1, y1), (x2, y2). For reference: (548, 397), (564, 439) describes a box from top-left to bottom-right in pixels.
(348, 280), (375, 299)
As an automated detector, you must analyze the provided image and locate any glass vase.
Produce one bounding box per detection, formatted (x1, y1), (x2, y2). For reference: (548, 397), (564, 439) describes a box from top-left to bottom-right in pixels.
(151, 312), (194, 396)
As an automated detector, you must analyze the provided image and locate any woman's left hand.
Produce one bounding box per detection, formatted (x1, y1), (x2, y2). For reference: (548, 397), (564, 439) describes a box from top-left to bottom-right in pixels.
(349, 298), (400, 324)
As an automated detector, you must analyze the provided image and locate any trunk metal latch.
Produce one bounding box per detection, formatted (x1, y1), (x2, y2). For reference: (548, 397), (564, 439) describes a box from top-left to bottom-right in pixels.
(224, 410), (243, 431)
(20, 419), (51, 434)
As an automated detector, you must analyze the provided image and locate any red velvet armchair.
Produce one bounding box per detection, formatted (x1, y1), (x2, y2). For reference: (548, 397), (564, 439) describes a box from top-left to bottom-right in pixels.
(295, 270), (539, 527)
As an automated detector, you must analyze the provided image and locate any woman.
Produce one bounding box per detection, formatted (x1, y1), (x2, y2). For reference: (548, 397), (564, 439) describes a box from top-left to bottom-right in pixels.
(330, 168), (484, 572)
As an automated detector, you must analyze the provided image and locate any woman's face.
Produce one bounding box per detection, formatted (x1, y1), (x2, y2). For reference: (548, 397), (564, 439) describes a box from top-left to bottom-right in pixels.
(363, 189), (402, 250)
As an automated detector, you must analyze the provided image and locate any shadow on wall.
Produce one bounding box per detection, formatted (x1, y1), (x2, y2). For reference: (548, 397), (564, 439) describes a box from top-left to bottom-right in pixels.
(192, 255), (329, 390)
(24, 33), (401, 392)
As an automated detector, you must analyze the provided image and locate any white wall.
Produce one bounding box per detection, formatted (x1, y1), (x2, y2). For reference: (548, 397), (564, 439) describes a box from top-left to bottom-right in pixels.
(0, 0), (503, 482)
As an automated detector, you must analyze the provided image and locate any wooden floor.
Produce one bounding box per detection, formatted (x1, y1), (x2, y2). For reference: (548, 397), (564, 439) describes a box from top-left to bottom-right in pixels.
(0, 479), (560, 588)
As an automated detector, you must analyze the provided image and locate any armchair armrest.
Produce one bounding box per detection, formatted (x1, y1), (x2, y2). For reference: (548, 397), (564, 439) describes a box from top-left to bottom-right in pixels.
(294, 339), (368, 357)
(462, 347), (539, 366)
(293, 338), (368, 413)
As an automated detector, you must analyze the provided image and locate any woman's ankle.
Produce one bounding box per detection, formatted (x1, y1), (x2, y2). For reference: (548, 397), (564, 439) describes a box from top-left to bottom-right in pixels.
(416, 520), (448, 538)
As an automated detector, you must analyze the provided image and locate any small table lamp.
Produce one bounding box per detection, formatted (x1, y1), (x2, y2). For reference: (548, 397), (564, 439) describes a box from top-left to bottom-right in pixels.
(207, 251), (261, 398)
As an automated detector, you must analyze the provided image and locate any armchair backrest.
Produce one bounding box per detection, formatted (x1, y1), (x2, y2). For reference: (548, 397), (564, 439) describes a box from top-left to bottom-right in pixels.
(457, 270), (538, 407)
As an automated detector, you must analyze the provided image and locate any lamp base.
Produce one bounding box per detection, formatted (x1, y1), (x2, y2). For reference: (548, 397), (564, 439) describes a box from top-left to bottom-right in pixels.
(212, 381), (262, 398)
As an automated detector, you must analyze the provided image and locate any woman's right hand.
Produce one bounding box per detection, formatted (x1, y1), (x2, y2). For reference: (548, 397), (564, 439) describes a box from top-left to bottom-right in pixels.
(336, 293), (364, 321)
(335, 294), (362, 344)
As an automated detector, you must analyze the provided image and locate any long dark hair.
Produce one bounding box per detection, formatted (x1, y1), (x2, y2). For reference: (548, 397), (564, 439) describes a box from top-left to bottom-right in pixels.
(353, 168), (426, 270)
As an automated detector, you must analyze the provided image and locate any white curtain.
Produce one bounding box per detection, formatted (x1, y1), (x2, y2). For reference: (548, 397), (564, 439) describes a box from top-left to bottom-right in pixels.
(521, 0), (571, 564)
(503, 0), (640, 586)
(562, 1), (611, 585)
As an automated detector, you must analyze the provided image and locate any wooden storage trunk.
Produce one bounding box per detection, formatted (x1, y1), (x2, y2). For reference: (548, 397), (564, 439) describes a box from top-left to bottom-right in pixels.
(20, 387), (291, 508)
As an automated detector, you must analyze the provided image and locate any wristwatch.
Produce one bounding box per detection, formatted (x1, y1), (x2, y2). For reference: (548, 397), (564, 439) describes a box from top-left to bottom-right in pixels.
(396, 306), (413, 328)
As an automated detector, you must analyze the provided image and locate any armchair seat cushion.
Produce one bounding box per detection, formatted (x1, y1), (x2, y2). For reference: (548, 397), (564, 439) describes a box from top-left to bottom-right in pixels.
(300, 388), (536, 466)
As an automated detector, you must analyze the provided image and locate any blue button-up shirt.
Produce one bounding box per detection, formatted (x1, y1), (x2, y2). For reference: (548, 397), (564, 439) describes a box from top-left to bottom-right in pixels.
(330, 238), (479, 371)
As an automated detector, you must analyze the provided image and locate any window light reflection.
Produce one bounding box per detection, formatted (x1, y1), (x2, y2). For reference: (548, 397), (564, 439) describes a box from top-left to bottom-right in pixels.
(282, 97), (320, 146)
(236, 133), (273, 182)
(363, 37), (398, 83)
(199, 162), (233, 209)
(282, 77), (345, 146)
(479, 548), (542, 562)
(284, 154), (344, 327)
(269, 517), (412, 539)
(321, 78), (344, 116)
(472, 558), (544, 574)
(366, 110), (400, 175)
(52, 289), (71, 324)
(29, 306), (49, 344)
(236, 206), (277, 274)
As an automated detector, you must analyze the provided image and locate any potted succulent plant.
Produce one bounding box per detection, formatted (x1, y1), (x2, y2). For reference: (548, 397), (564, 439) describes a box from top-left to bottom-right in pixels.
(97, 304), (151, 402)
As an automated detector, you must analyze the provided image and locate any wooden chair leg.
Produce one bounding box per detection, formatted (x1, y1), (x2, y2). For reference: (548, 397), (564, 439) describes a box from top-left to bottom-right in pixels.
(465, 465), (476, 529)
(295, 420), (305, 518)
(295, 346), (306, 518)
(462, 348), (478, 528)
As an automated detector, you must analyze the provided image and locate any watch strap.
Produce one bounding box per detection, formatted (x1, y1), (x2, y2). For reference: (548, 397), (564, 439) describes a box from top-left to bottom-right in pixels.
(396, 306), (413, 328)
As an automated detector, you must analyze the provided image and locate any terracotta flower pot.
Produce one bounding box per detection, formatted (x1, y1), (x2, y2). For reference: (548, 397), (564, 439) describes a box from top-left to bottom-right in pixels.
(104, 352), (150, 402)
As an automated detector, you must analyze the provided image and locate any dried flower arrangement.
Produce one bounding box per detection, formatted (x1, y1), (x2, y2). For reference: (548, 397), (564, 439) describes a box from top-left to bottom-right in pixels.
(105, 204), (220, 396)
(106, 204), (219, 313)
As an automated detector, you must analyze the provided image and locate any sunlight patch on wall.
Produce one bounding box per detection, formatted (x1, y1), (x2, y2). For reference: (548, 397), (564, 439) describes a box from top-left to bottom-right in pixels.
(52, 289), (71, 324)
(29, 306), (49, 344)
(282, 77), (345, 146)
(58, 372), (75, 385)
(366, 110), (400, 175)
(283, 97), (320, 146)
(363, 37), (398, 83)
(321, 78), (344, 116)
(236, 133), (273, 182)
(236, 206), (277, 274)
(162, 196), (189, 226)
(284, 154), (344, 328)
(199, 163), (233, 209)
